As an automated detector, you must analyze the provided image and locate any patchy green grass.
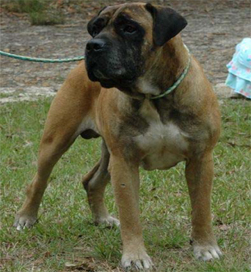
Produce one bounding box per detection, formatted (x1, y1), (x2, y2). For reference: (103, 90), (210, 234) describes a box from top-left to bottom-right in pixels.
(0, 98), (250, 271)
(1, 0), (64, 25)
(29, 10), (65, 26)
(1, 0), (44, 13)
(0, 93), (11, 99)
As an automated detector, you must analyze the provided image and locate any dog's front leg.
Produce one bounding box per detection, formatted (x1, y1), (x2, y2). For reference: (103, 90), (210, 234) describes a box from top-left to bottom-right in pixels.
(109, 155), (153, 270)
(185, 152), (222, 261)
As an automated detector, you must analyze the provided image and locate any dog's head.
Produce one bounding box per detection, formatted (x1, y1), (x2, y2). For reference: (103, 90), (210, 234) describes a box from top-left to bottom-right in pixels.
(85, 3), (187, 95)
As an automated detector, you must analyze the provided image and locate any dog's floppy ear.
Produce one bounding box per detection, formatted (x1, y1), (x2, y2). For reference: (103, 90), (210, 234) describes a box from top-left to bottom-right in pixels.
(97, 6), (107, 15)
(145, 3), (187, 46)
(87, 6), (108, 36)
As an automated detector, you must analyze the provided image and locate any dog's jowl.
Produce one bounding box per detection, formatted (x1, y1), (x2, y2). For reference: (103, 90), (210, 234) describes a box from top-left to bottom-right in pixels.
(14, 3), (222, 270)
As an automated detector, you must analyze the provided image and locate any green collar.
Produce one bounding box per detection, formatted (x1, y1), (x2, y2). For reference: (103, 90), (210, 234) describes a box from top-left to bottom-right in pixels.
(150, 48), (191, 100)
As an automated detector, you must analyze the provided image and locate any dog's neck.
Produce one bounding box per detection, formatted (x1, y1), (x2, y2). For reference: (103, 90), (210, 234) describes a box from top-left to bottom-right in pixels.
(136, 35), (189, 98)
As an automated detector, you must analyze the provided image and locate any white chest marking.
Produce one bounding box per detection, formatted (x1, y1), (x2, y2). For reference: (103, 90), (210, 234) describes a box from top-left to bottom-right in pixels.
(136, 121), (189, 171)
(137, 79), (161, 96)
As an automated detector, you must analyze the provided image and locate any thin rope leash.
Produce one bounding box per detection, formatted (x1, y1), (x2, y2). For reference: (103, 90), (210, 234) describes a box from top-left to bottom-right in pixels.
(0, 50), (85, 63)
(150, 45), (191, 100)
(0, 46), (191, 99)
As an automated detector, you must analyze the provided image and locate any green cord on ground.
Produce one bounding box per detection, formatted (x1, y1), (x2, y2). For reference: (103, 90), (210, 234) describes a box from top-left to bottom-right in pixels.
(0, 50), (85, 63)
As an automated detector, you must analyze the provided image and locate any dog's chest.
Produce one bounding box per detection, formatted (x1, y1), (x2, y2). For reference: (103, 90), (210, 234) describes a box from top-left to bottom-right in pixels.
(134, 102), (189, 170)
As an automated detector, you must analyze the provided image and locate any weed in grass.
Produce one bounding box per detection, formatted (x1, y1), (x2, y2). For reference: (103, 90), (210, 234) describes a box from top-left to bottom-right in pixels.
(2, 0), (45, 13)
(29, 10), (65, 26)
(1, 0), (65, 25)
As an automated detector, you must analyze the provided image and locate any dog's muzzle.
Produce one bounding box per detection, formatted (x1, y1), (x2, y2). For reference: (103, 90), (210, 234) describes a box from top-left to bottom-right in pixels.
(86, 39), (107, 54)
(85, 38), (110, 81)
(85, 37), (120, 87)
(85, 37), (137, 89)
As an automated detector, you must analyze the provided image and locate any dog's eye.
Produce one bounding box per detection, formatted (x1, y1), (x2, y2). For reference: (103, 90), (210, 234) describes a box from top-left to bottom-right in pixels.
(123, 25), (137, 34)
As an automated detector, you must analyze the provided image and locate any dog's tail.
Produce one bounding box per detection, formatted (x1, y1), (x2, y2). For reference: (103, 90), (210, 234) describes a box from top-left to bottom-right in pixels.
(82, 140), (110, 191)
(82, 160), (101, 190)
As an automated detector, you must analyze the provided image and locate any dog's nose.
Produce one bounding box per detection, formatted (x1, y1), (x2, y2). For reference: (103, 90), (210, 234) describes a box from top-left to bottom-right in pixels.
(86, 39), (106, 52)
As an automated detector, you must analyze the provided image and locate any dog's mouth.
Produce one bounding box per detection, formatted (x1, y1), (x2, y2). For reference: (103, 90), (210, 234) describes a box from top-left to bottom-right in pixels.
(92, 67), (110, 80)
(87, 62), (136, 88)
(88, 66), (116, 88)
(98, 74), (136, 89)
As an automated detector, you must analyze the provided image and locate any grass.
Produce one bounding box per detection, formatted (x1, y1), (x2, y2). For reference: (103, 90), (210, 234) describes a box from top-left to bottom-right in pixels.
(1, 0), (44, 13)
(29, 10), (65, 26)
(0, 97), (251, 271)
(1, 0), (65, 25)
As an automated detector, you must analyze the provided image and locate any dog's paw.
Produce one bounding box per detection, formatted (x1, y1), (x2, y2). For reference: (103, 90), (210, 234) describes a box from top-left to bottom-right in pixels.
(193, 244), (222, 261)
(14, 213), (37, 230)
(95, 215), (120, 227)
(121, 251), (153, 270)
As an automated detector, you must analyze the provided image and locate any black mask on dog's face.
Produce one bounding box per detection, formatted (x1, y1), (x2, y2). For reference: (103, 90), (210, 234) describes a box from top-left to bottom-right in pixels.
(85, 6), (146, 93)
(85, 3), (187, 96)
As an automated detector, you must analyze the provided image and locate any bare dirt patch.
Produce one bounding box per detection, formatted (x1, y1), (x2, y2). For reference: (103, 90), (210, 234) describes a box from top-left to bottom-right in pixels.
(0, 0), (250, 103)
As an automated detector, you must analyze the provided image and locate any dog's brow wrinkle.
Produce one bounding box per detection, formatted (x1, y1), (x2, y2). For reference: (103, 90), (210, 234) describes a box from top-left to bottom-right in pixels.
(116, 13), (132, 23)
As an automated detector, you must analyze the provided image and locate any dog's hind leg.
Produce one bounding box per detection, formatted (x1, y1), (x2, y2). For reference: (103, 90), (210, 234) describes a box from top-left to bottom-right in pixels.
(14, 63), (97, 230)
(82, 140), (120, 227)
(14, 132), (76, 230)
(14, 104), (83, 229)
